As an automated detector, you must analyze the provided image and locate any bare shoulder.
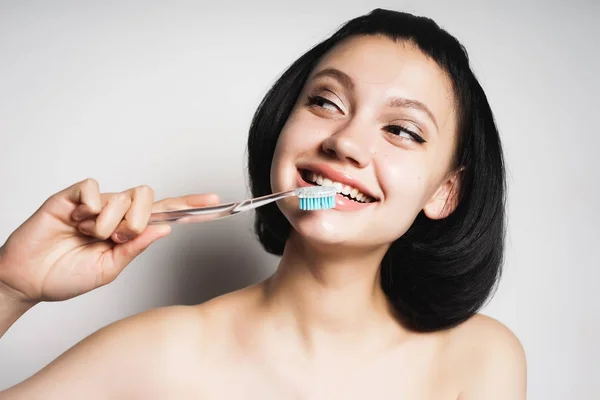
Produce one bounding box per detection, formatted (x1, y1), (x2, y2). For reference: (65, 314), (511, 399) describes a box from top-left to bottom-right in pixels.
(447, 313), (527, 399)
(0, 305), (207, 399)
(450, 313), (525, 354)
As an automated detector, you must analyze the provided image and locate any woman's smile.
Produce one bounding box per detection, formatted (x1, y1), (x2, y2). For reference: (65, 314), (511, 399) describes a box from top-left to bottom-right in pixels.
(295, 163), (379, 212)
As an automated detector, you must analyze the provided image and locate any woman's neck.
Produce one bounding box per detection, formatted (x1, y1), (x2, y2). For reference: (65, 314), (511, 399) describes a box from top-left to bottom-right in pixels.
(260, 232), (403, 356)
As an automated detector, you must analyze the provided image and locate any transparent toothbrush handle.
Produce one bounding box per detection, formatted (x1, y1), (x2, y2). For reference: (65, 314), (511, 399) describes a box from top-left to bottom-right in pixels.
(147, 190), (296, 225)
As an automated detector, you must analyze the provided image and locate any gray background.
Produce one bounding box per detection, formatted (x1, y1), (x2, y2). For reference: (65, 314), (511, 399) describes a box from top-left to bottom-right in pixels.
(0, 0), (598, 398)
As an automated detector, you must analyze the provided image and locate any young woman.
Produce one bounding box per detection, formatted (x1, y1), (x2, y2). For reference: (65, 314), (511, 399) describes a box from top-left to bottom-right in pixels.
(0, 9), (526, 399)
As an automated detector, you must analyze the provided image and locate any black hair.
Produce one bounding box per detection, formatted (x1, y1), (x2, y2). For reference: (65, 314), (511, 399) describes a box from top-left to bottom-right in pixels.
(246, 8), (506, 332)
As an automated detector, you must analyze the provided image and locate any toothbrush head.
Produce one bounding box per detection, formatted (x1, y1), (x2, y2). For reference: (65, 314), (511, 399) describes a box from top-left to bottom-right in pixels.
(295, 186), (337, 210)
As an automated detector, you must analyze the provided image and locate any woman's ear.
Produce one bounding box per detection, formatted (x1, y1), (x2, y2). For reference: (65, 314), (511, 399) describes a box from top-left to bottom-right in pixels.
(423, 169), (463, 220)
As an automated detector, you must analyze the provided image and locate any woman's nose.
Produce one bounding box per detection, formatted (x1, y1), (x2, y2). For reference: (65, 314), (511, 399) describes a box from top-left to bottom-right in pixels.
(321, 121), (374, 168)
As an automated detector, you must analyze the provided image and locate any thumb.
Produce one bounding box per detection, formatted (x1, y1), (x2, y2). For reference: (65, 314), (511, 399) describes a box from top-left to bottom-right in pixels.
(101, 224), (172, 284)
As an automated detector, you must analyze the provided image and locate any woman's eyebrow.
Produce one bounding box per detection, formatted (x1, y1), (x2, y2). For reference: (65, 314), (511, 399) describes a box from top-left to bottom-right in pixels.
(387, 97), (439, 131)
(311, 68), (355, 91)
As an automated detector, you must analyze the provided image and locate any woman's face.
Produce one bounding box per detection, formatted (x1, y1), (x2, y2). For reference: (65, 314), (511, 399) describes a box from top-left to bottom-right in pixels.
(270, 35), (460, 250)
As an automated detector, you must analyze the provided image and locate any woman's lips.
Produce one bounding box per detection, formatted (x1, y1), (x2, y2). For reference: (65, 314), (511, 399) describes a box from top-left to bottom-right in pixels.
(296, 171), (375, 211)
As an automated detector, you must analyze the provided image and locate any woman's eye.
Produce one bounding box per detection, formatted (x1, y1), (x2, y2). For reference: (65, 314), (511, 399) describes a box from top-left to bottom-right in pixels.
(308, 95), (340, 113)
(385, 125), (426, 144)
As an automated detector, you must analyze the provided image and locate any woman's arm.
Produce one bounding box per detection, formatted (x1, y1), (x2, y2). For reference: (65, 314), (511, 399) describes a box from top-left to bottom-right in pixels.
(0, 288), (34, 338)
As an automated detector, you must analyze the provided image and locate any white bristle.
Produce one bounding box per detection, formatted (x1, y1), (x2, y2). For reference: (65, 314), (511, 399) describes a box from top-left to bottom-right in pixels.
(295, 186), (336, 198)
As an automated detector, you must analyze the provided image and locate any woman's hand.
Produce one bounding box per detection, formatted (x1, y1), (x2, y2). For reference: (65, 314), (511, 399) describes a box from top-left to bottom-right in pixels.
(0, 178), (219, 306)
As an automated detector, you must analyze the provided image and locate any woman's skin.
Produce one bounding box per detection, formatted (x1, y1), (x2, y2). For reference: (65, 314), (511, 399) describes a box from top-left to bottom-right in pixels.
(0, 35), (526, 399)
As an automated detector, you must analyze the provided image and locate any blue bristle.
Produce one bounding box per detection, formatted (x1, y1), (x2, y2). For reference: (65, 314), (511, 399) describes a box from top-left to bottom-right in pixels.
(299, 195), (335, 211)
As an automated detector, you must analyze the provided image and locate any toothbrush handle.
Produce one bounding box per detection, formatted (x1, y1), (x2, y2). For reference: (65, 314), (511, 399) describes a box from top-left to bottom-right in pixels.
(148, 189), (296, 225)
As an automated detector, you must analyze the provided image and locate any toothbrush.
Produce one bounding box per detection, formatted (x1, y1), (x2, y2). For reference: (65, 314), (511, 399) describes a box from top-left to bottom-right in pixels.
(148, 186), (337, 225)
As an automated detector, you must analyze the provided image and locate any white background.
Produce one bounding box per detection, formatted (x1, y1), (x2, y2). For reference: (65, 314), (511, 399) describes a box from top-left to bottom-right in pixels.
(0, 0), (598, 398)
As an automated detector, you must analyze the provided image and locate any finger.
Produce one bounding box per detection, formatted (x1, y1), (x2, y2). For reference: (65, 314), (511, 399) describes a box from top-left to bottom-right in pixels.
(98, 224), (172, 285)
(77, 178), (102, 211)
(73, 191), (118, 221)
(110, 186), (155, 243)
(60, 178), (102, 221)
(77, 193), (132, 240)
(71, 181), (104, 221)
(152, 193), (220, 213)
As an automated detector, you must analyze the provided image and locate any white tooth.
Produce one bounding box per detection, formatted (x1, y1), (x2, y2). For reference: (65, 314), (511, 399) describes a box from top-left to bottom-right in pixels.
(311, 172), (317, 182)
(316, 175), (324, 185)
(333, 182), (343, 192)
(341, 185), (351, 195)
(356, 193), (364, 202)
(350, 188), (358, 198)
(323, 178), (333, 187)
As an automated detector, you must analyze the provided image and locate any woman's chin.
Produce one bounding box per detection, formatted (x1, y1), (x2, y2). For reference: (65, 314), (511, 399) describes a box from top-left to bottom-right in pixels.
(277, 198), (400, 249)
(287, 211), (366, 248)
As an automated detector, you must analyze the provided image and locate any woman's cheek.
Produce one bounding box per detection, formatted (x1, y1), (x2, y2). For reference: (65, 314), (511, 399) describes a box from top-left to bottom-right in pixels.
(377, 158), (431, 210)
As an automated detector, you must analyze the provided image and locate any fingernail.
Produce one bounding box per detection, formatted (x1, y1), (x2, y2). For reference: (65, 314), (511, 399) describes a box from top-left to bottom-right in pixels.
(115, 233), (132, 242)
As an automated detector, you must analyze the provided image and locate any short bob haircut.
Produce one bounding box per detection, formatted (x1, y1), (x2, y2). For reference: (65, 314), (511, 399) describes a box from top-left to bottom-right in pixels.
(247, 8), (506, 332)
